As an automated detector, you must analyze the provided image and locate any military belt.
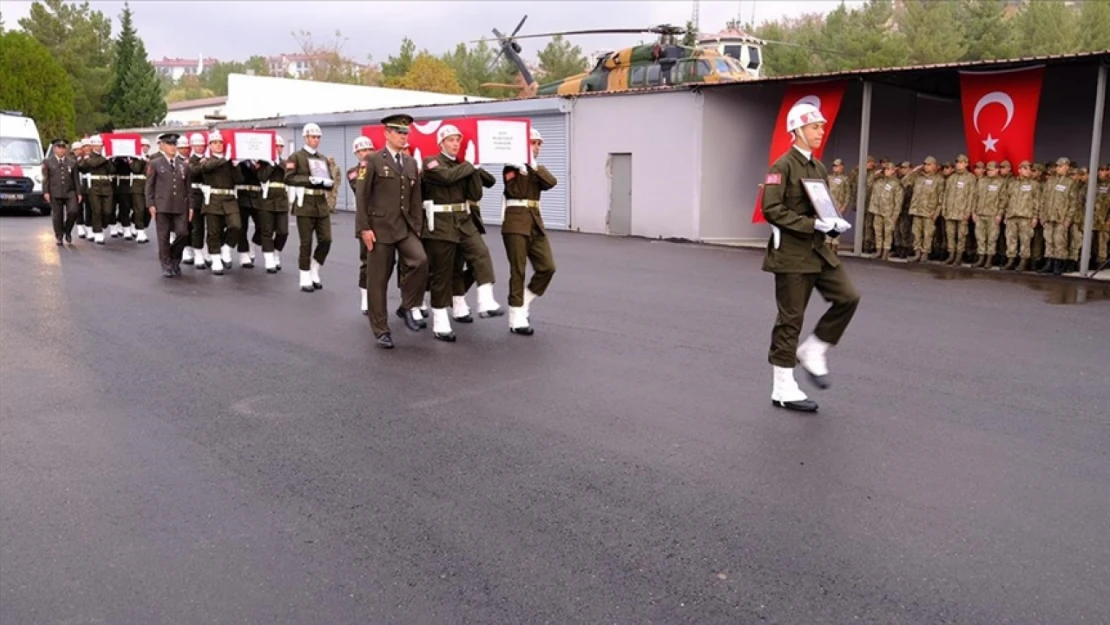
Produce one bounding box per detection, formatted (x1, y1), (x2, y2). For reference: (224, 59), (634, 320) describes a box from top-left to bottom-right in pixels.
(88, 175), (114, 181)
(236, 185), (262, 192)
(431, 202), (469, 213)
(191, 183), (203, 190)
(302, 189), (326, 196)
(130, 174), (146, 181)
(467, 200), (481, 209)
(267, 182), (286, 189)
(505, 199), (540, 209)
(209, 188), (236, 196)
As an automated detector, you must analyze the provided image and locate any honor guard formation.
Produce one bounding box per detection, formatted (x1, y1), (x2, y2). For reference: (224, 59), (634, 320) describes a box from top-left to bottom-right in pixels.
(43, 114), (559, 349)
(825, 153), (1110, 275)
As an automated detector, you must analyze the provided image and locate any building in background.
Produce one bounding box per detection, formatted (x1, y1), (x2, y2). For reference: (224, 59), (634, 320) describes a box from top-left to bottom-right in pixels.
(152, 56), (220, 81)
(162, 96), (229, 126)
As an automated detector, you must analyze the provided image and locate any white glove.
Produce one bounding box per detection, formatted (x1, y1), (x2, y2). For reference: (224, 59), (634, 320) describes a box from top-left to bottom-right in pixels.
(321, 179), (333, 188)
(833, 218), (852, 233)
(814, 218), (836, 233)
(308, 176), (321, 185)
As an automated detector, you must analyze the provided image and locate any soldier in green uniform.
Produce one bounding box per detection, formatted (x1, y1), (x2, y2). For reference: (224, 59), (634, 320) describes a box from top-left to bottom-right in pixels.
(868, 161), (903, 260)
(760, 102), (859, 413)
(1039, 157), (1080, 275)
(501, 127), (558, 336)
(906, 156), (944, 262)
(827, 158), (851, 256)
(70, 139), (89, 240)
(128, 137), (153, 245)
(1003, 161), (1041, 271)
(1094, 164), (1110, 267)
(256, 134), (290, 274)
(41, 138), (81, 245)
(76, 135), (115, 245)
(186, 133), (210, 268)
(355, 113), (429, 349)
(285, 123), (334, 292)
(450, 159), (499, 322)
(235, 159), (264, 269)
(972, 162), (1006, 268)
(942, 154), (977, 265)
(196, 130), (244, 275)
(348, 135), (374, 314)
(111, 150), (133, 239)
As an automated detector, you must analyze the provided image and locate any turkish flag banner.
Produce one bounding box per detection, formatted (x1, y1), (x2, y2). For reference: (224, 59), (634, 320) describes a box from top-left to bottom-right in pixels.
(361, 117), (531, 171)
(958, 65), (1045, 167)
(101, 133), (142, 158)
(752, 80), (848, 224)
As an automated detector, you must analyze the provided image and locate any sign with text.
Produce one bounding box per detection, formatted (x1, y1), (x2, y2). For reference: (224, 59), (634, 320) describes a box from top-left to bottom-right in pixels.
(475, 119), (529, 165)
(220, 129), (277, 162)
(102, 133), (142, 158)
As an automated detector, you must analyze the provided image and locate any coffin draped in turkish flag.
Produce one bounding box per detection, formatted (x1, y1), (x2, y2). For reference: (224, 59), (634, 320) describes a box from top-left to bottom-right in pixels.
(752, 80), (848, 224)
(958, 65), (1044, 167)
(360, 117), (531, 170)
(100, 133), (143, 158)
(218, 128), (278, 162)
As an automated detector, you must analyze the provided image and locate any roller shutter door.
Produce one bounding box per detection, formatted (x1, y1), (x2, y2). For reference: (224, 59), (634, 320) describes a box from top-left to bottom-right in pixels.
(477, 113), (569, 230)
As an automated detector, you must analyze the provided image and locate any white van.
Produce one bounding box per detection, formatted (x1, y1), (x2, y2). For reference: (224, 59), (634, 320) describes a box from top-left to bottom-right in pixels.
(0, 111), (49, 214)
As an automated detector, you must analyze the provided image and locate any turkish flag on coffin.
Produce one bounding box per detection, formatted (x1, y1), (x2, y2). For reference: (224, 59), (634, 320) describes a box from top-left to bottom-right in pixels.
(752, 80), (848, 224)
(958, 65), (1045, 167)
(361, 119), (480, 170)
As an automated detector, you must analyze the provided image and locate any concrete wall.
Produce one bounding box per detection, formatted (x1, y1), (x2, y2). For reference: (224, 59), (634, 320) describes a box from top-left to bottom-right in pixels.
(569, 91), (702, 239)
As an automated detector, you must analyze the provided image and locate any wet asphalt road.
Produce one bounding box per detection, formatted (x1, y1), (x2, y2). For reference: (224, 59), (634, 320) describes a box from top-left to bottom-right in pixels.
(1, 211), (1108, 624)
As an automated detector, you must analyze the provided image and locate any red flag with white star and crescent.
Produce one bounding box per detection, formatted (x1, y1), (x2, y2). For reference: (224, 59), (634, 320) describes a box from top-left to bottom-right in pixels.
(958, 65), (1045, 167)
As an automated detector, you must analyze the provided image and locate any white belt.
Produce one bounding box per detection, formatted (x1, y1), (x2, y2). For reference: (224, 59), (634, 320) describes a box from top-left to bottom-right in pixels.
(431, 202), (469, 213)
(88, 175), (113, 181)
(505, 199), (540, 209)
(236, 185), (262, 192)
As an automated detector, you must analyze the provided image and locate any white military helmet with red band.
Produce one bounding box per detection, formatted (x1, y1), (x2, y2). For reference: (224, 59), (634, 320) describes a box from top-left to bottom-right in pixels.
(436, 124), (461, 144)
(352, 136), (373, 153)
(786, 102), (825, 134)
(189, 133), (206, 146)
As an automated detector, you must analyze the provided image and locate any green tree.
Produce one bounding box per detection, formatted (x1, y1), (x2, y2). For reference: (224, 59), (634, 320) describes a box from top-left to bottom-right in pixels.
(389, 51), (463, 94)
(537, 35), (588, 83)
(440, 39), (517, 97)
(381, 37), (416, 81)
(0, 31), (75, 142)
(682, 20), (697, 47)
(1010, 0), (1079, 56)
(105, 3), (165, 128)
(18, 0), (113, 134)
(166, 74), (216, 104)
(1078, 0), (1110, 52)
(899, 0), (967, 64)
(959, 0), (1015, 61)
(244, 55), (270, 76)
(201, 61), (245, 95)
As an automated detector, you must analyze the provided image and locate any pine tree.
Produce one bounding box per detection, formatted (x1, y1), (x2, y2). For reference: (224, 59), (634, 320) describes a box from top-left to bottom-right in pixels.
(959, 0), (1015, 62)
(900, 0), (967, 65)
(105, 3), (165, 128)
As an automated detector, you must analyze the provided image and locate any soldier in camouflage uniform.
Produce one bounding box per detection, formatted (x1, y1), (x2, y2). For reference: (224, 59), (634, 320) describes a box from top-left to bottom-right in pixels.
(906, 156), (944, 262)
(1067, 166), (1089, 273)
(1095, 164), (1110, 267)
(996, 160), (1014, 263)
(942, 154), (977, 265)
(893, 160), (913, 257)
(850, 155), (877, 254)
(827, 158), (851, 256)
(1039, 157), (1080, 275)
(972, 162), (1006, 268)
(1030, 163), (1049, 267)
(868, 161), (903, 260)
(967, 161), (986, 260)
(1003, 161), (1040, 271)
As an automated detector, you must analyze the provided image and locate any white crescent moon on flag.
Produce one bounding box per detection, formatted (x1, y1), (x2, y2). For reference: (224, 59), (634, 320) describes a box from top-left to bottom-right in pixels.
(973, 91), (1014, 134)
(411, 120), (442, 134)
(795, 95), (822, 111)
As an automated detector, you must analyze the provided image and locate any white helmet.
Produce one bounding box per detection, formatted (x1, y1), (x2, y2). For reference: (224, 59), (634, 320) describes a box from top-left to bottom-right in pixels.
(529, 128), (543, 142)
(88, 134), (103, 146)
(437, 124), (462, 144)
(352, 136), (373, 153)
(275, 135), (286, 146)
(141, 137), (151, 147)
(303, 123), (322, 137)
(208, 130), (223, 143)
(785, 102), (825, 134)
(189, 133), (206, 146)
(72, 139), (84, 149)
(175, 136), (188, 148)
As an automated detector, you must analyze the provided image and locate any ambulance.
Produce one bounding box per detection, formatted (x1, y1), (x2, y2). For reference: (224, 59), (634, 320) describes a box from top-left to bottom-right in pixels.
(0, 111), (49, 214)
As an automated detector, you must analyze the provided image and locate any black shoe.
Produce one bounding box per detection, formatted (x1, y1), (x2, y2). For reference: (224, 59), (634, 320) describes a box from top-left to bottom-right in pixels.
(434, 331), (456, 342)
(510, 326), (534, 336)
(454, 314), (474, 323)
(312, 281), (322, 289)
(64, 233), (72, 244)
(55, 237), (63, 246)
(376, 333), (394, 349)
(799, 366), (831, 390)
(772, 398), (819, 412)
(172, 261), (182, 275)
(396, 306), (426, 329)
(403, 309), (423, 332)
(478, 308), (505, 318)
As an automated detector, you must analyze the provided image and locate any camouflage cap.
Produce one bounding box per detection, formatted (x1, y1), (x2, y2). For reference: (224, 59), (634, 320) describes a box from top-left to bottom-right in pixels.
(1076, 166), (1088, 174)
(1055, 156), (1071, 166)
(974, 161), (985, 169)
(1019, 160), (1032, 168)
(900, 160), (911, 168)
(956, 154), (969, 163)
(924, 156), (937, 165)
(1000, 160), (1012, 168)
(942, 161), (953, 168)
(867, 154), (876, 161)
(986, 161), (998, 169)
(832, 158), (843, 166)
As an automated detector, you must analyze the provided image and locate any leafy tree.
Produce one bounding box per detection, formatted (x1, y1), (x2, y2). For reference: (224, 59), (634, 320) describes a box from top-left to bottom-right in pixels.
(19, 0), (113, 134)
(381, 37), (416, 81)
(682, 20), (697, 47)
(201, 61), (246, 95)
(105, 3), (165, 128)
(1078, 0), (1110, 52)
(440, 40), (517, 97)
(0, 31), (75, 142)
(290, 30), (364, 84)
(1009, 0), (1079, 56)
(166, 74), (216, 103)
(244, 55), (270, 76)
(959, 0), (1015, 61)
(900, 0), (967, 64)
(389, 51), (463, 94)
(537, 35), (588, 83)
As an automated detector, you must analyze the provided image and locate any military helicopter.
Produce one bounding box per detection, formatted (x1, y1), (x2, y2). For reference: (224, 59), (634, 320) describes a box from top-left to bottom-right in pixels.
(473, 16), (760, 98)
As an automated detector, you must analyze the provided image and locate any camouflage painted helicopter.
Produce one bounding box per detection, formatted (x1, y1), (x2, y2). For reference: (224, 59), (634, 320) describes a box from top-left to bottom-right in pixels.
(474, 17), (759, 98)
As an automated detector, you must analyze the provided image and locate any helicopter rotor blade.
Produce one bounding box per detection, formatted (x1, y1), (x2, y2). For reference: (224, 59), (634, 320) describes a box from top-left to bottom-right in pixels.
(510, 14), (528, 38)
(501, 27), (660, 41)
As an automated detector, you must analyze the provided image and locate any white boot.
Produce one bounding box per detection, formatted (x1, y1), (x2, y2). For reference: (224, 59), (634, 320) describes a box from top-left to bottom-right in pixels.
(135, 229), (148, 244)
(299, 270), (314, 292)
(76, 224), (86, 238)
(263, 252), (276, 273)
(508, 306), (533, 335)
(796, 334), (832, 389)
(360, 287), (368, 315)
(476, 283), (503, 318)
(193, 248), (208, 268)
(124, 225), (134, 240)
(220, 244), (232, 265)
(431, 307), (455, 341)
(239, 252), (253, 268)
(771, 366), (818, 412)
(411, 307), (424, 322)
(273, 250), (282, 270)
(250, 244), (257, 261)
(310, 259), (322, 288)
(523, 288), (539, 311)
(452, 295), (472, 321)
(94, 232), (105, 244)
(182, 246), (194, 262)
(210, 255), (225, 275)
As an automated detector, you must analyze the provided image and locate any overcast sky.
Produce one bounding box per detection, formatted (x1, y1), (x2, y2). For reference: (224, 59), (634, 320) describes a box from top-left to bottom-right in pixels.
(3, 0), (862, 64)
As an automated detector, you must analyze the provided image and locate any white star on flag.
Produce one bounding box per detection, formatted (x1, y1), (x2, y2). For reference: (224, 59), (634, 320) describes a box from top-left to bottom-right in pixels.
(982, 133), (999, 153)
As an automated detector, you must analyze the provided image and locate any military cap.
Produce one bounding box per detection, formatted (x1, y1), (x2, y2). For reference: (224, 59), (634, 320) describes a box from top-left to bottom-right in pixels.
(158, 132), (180, 144)
(1055, 156), (1070, 166)
(1019, 160), (1032, 168)
(1076, 166), (1088, 175)
(867, 154), (876, 161)
(924, 156), (937, 165)
(382, 113), (413, 131)
(900, 160), (911, 168)
(974, 161), (985, 169)
(942, 161), (953, 168)
(1100, 163), (1110, 170)
(956, 154), (969, 163)
(50, 138), (68, 147)
(832, 158), (843, 166)
(986, 161), (998, 169)
(1000, 160), (1012, 168)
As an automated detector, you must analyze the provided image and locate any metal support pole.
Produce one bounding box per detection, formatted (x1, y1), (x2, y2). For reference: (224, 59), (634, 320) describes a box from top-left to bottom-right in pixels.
(1080, 63), (1106, 278)
(853, 80), (873, 256)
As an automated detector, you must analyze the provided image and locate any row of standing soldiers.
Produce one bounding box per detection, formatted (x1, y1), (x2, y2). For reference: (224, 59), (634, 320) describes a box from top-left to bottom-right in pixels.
(828, 155), (1110, 274)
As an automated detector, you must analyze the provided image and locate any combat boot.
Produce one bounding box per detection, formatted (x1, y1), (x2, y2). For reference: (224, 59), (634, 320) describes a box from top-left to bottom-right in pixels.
(944, 251), (956, 265)
(908, 252), (921, 262)
(1038, 258), (1055, 274)
(975, 254), (987, 268)
(1003, 257), (1018, 270)
(1017, 258), (1030, 271)
(1052, 259), (1064, 275)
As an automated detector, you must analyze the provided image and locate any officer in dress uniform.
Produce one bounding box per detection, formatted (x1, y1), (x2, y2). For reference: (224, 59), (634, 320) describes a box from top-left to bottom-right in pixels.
(501, 127), (558, 336)
(759, 102), (860, 413)
(348, 135), (375, 314)
(286, 123), (334, 291)
(355, 114), (429, 349)
(42, 138), (81, 245)
(145, 133), (193, 276)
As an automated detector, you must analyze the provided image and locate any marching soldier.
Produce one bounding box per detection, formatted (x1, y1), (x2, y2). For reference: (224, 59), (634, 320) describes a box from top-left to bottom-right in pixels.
(42, 138), (81, 245)
(256, 134), (290, 274)
(942, 154), (977, 265)
(868, 161), (903, 260)
(972, 162), (1006, 268)
(501, 128), (558, 336)
(145, 133), (193, 277)
(127, 137), (153, 244)
(187, 133), (210, 268)
(450, 155), (500, 322)
(827, 158), (851, 256)
(196, 130), (243, 275)
(111, 148), (135, 239)
(1039, 157), (1080, 275)
(286, 123), (334, 292)
(236, 158), (264, 268)
(760, 102), (859, 413)
(355, 113), (429, 349)
(1003, 161), (1041, 271)
(71, 139), (90, 240)
(348, 135), (374, 314)
(76, 135), (115, 245)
